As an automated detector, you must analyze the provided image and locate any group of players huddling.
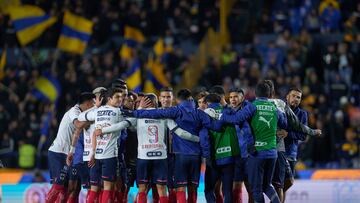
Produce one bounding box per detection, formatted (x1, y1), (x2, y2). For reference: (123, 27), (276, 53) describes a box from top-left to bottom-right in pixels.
(45, 78), (321, 203)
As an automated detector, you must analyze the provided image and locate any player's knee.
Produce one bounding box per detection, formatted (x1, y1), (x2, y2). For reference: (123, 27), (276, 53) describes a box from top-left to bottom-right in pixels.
(176, 186), (186, 192)
(233, 181), (242, 189)
(103, 180), (114, 190)
(156, 185), (167, 196)
(138, 184), (147, 192)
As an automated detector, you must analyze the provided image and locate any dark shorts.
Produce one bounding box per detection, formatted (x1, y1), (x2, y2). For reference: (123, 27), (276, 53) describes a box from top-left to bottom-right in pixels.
(167, 153), (175, 188)
(234, 157), (248, 182)
(136, 158), (168, 185)
(90, 157), (117, 185)
(48, 151), (67, 183)
(285, 160), (296, 179)
(69, 162), (90, 188)
(174, 154), (201, 187)
(272, 151), (289, 188)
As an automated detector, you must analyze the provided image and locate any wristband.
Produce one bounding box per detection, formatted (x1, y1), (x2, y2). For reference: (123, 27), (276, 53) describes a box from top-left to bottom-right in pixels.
(69, 146), (75, 154)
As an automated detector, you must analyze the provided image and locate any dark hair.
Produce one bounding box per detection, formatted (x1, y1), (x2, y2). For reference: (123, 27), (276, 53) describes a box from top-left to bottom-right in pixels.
(99, 89), (107, 105)
(160, 87), (173, 93)
(209, 85), (225, 96)
(105, 88), (123, 100)
(263, 80), (275, 97)
(287, 87), (302, 94)
(204, 93), (221, 103)
(145, 93), (158, 107)
(196, 91), (209, 100)
(128, 91), (138, 100)
(177, 89), (192, 101)
(112, 78), (127, 89)
(114, 78), (127, 85)
(228, 87), (244, 95)
(78, 92), (95, 104)
(112, 83), (127, 90)
(255, 81), (271, 98)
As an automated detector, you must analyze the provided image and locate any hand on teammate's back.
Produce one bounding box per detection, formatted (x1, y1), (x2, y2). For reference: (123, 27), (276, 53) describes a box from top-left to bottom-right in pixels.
(139, 97), (152, 109)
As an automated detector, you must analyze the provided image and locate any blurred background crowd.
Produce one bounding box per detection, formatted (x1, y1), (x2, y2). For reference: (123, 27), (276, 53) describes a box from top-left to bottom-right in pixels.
(1, 0), (360, 174)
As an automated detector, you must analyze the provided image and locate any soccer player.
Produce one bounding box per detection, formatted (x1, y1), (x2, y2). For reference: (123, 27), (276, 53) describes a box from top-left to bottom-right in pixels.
(124, 89), (219, 203)
(196, 91), (209, 110)
(209, 85), (228, 106)
(228, 87), (253, 203)
(88, 88), (128, 203)
(203, 93), (239, 203)
(263, 80), (321, 202)
(46, 92), (95, 203)
(131, 93), (169, 203)
(113, 83), (129, 203)
(283, 87), (308, 203)
(122, 91), (138, 202)
(66, 87), (107, 203)
(221, 81), (287, 203)
(159, 87), (176, 203)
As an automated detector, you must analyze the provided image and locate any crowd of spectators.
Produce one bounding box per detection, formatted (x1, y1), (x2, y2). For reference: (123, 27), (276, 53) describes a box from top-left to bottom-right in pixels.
(0, 0), (360, 170)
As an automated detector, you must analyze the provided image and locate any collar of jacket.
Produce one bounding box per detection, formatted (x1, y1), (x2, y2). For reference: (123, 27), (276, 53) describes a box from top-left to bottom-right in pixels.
(178, 100), (196, 110)
(257, 97), (268, 101)
(208, 102), (221, 109)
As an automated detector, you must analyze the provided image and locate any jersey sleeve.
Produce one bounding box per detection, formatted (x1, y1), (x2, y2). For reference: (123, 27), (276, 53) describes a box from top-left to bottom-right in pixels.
(69, 106), (81, 123)
(78, 109), (96, 122)
(101, 120), (133, 134)
(199, 128), (210, 158)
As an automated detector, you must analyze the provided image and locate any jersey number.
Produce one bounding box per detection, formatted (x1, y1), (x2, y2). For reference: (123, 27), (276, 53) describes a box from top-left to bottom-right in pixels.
(148, 125), (158, 143)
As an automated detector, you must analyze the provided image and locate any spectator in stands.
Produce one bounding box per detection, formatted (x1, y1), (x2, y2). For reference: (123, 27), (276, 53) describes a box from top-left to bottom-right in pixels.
(339, 128), (359, 168)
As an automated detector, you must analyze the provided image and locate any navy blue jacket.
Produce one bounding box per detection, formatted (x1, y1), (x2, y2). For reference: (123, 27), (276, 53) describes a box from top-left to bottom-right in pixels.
(221, 98), (287, 158)
(284, 106), (307, 160)
(230, 101), (254, 158)
(133, 101), (217, 157)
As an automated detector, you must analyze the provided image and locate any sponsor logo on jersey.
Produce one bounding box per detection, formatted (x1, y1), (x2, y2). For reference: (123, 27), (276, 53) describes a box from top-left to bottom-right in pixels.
(146, 151), (163, 157)
(145, 120), (160, 124)
(255, 141), (268, 146)
(257, 105), (274, 111)
(97, 110), (114, 116)
(217, 146), (231, 154)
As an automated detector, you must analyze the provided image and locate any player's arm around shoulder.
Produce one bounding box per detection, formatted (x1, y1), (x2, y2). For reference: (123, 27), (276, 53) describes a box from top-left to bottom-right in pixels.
(221, 102), (256, 124)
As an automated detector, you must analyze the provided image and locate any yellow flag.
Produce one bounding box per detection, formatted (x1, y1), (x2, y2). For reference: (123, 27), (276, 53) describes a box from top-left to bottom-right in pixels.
(0, 49), (6, 80)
